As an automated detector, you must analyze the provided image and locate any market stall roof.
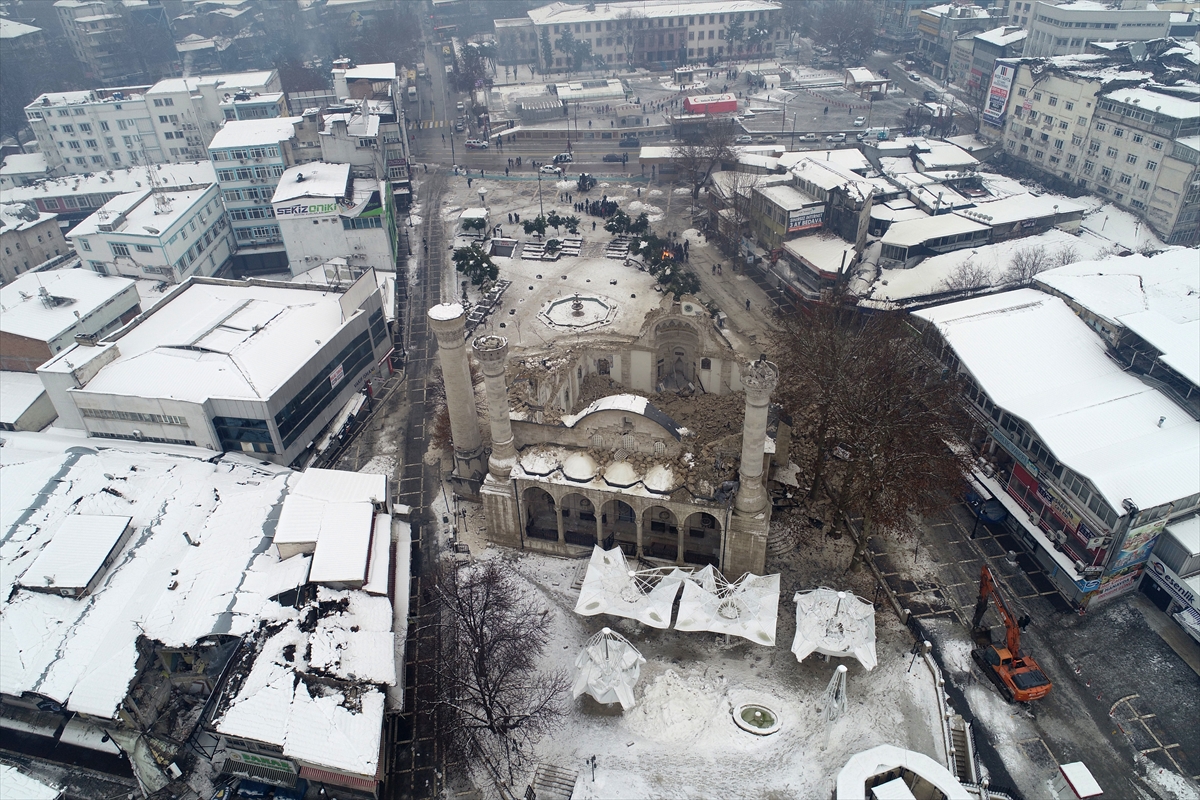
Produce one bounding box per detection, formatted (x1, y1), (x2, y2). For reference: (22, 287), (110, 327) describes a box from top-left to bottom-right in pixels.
(791, 588), (877, 670)
(574, 546), (686, 629)
(675, 568), (780, 646)
(572, 627), (645, 710)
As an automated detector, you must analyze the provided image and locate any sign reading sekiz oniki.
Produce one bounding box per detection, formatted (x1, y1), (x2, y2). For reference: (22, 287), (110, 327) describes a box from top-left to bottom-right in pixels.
(275, 201), (338, 217)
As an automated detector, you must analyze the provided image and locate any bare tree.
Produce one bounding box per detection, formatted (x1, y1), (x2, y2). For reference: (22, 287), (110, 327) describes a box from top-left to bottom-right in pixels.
(1002, 244), (1051, 286)
(616, 11), (641, 67)
(937, 256), (992, 294)
(769, 295), (973, 566)
(674, 126), (735, 201)
(816, 1), (877, 67)
(1050, 243), (1080, 266)
(434, 559), (568, 785)
(713, 170), (762, 255)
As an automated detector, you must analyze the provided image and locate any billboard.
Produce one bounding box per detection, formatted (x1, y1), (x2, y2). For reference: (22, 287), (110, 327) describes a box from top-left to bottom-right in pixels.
(982, 60), (1016, 127)
(787, 207), (825, 232)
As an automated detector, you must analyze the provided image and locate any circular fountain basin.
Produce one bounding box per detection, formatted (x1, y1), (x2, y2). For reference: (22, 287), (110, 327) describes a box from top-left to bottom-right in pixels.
(539, 294), (617, 330)
(732, 703), (781, 736)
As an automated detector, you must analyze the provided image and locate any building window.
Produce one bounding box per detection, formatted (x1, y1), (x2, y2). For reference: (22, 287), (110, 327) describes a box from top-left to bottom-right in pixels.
(1126, 154), (1137, 165)
(1118, 173), (1131, 185)
(79, 239), (91, 251)
(1132, 133), (1143, 144)
(1113, 128), (1124, 138)
(1095, 122), (1106, 132)
(135, 244), (153, 252)
(1152, 141), (1163, 150)
(1048, 97), (1057, 106)
(1146, 160), (1157, 171)
(110, 242), (130, 257)
(1064, 101), (1074, 110)
(1106, 147), (1118, 157)
(1017, 88), (1027, 97)
(1137, 180), (1149, 191)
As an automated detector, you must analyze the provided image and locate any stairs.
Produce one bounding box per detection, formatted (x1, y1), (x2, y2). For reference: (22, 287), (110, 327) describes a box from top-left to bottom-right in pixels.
(530, 763), (578, 800)
(948, 715), (978, 783)
(766, 526), (799, 559)
(605, 235), (632, 258)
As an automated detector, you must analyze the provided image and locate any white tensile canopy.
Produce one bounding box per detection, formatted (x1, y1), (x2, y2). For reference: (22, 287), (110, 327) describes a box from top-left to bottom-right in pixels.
(791, 588), (877, 671)
(572, 627), (646, 710)
(674, 568), (781, 646)
(573, 546), (687, 629)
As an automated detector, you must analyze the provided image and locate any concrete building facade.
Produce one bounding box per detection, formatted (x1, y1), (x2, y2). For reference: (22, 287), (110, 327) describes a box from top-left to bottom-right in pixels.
(0, 202), (70, 283)
(1022, 0), (1171, 58)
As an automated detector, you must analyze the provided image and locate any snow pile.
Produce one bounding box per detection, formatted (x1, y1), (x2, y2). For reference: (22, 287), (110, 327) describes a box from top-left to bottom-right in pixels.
(648, 189), (664, 197)
(624, 668), (727, 743)
(1136, 754), (1200, 800)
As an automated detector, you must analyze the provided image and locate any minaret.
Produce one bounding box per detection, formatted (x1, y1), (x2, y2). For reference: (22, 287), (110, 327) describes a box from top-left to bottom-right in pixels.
(428, 303), (484, 483)
(735, 357), (779, 516)
(472, 334), (516, 480)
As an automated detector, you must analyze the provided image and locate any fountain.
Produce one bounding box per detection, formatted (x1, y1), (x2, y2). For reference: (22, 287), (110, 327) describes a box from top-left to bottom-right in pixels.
(570, 293), (585, 317)
(538, 293), (618, 330)
(732, 702), (781, 735)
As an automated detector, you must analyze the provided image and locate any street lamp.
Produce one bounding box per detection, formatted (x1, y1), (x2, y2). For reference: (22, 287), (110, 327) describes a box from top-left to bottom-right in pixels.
(781, 96), (789, 135)
(537, 171), (544, 217)
(790, 113), (797, 148)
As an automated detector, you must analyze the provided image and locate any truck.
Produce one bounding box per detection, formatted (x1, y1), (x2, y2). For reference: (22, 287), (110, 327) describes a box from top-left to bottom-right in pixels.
(416, 62), (428, 79)
(407, 85), (418, 103)
(970, 565), (1053, 703)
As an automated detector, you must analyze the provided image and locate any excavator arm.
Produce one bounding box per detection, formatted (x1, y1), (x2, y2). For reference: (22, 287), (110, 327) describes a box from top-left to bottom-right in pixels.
(972, 565), (1023, 657)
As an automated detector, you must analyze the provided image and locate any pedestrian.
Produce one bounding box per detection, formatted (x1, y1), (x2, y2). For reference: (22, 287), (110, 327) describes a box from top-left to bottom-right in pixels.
(481, 169), (485, 177)
(592, 220), (596, 231)
(746, 298), (751, 311)
(637, 187), (641, 197)
(442, 133), (446, 143)
(505, 167), (509, 176)
(467, 177), (473, 187)
(508, 212), (513, 223)
(712, 264), (717, 275)
(515, 212), (520, 222)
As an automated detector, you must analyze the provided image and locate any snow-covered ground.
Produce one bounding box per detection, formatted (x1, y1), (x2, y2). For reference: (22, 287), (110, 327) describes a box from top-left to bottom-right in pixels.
(456, 547), (946, 799)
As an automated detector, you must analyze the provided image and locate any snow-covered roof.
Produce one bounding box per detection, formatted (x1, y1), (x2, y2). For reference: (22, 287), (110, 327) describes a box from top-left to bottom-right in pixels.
(913, 290), (1200, 511)
(17, 514), (131, 594)
(1035, 248), (1200, 386)
(562, 394), (682, 440)
(213, 587), (392, 777)
(0, 162), (217, 205)
(960, 192), (1086, 226)
(975, 25), (1027, 47)
(0, 449), (291, 718)
(881, 215), (989, 249)
(1164, 515), (1200, 557)
(778, 148), (869, 172)
(46, 279), (369, 403)
(0, 371), (48, 426)
(915, 143), (978, 171)
(0, 765), (59, 800)
(342, 62), (397, 82)
(837, 745), (970, 800)
(782, 235), (855, 275)
(147, 70), (276, 95)
(69, 186), (214, 239)
(1101, 87), (1199, 120)
(292, 467), (388, 505)
(208, 117), (301, 150)
(0, 17), (41, 38)
(0, 152), (48, 177)
(755, 184), (818, 210)
(0, 201), (55, 232)
(685, 93), (736, 105)
(527, 0), (778, 26)
(845, 68), (875, 84)
(308, 501), (374, 585)
(272, 162), (351, 204)
(0, 269), (137, 344)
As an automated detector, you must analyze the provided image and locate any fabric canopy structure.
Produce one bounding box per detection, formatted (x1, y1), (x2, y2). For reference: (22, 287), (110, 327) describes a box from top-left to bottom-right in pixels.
(572, 627), (646, 710)
(573, 546), (687, 629)
(791, 588), (877, 671)
(674, 568), (781, 646)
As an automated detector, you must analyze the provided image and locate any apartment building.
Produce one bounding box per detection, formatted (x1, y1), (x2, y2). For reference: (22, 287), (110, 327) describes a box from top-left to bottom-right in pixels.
(993, 56), (1200, 245)
(207, 117), (319, 274)
(916, 3), (998, 80)
(0, 202), (69, 283)
(957, 25), (1027, 97)
(502, 0), (782, 72)
(878, 0), (945, 52)
(54, 0), (138, 84)
(24, 70), (283, 177)
(69, 184), (234, 282)
(1022, 0), (1171, 57)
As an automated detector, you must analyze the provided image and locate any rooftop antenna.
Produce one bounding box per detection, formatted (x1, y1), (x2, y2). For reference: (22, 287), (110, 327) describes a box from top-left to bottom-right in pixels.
(142, 143), (173, 214)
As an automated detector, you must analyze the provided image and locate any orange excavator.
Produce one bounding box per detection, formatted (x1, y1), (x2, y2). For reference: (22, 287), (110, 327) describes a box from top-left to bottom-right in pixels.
(970, 565), (1053, 703)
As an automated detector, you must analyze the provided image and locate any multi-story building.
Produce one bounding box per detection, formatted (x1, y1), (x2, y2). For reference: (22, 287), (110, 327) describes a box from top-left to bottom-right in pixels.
(916, 3), (998, 80)
(877, 0), (944, 52)
(53, 0), (137, 83)
(272, 162), (399, 278)
(0, 153), (52, 189)
(25, 87), (162, 175)
(24, 70), (283, 176)
(0, 268), (140, 371)
(959, 25), (1027, 99)
(0, 161), (218, 227)
(991, 56), (1200, 245)
(1022, 0), (1171, 58)
(747, 184), (824, 250)
(0, 202), (69, 283)
(68, 184), (234, 282)
(207, 117), (318, 274)
(914, 275), (1200, 608)
(0, 16), (44, 51)
(37, 273), (392, 465)
(324, 62), (412, 199)
(499, 0), (783, 72)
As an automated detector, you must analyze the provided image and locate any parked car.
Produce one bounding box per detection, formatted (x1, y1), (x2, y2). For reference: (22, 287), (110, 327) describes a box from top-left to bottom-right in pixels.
(760, 134), (777, 143)
(554, 152), (573, 163)
(539, 164), (562, 175)
(735, 134), (753, 144)
(799, 132), (819, 143)
(453, 120), (464, 132)
(465, 139), (488, 149)
(456, 101), (465, 112)
(826, 132), (846, 142)
(923, 90), (940, 102)
(602, 153), (624, 162)
(619, 138), (640, 148)
(909, 72), (921, 82)
(853, 116), (866, 127)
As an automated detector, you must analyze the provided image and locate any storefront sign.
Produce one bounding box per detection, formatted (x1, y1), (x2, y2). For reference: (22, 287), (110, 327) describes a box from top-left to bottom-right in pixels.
(1095, 567), (1142, 601)
(1147, 554), (1197, 609)
(276, 202), (338, 217)
(982, 61), (1015, 126)
(227, 751), (297, 773)
(329, 363), (344, 389)
(987, 423), (1038, 477)
(1035, 482), (1082, 531)
(1109, 518), (1166, 572)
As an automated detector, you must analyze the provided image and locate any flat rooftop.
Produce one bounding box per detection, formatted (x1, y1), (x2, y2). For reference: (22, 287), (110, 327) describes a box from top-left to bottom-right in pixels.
(272, 162), (351, 204)
(528, 0), (780, 26)
(914, 289), (1200, 512)
(70, 186), (213, 239)
(0, 162), (218, 205)
(47, 278), (367, 403)
(881, 214), (989, 248)
(17, 514), (130, 593)
(208, 117), (302, 150)
(0, 268), (137, 343)
(0, 371), (49, 426)
(147, 70), (276, 95)
(1101, 87), (1199, 121)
